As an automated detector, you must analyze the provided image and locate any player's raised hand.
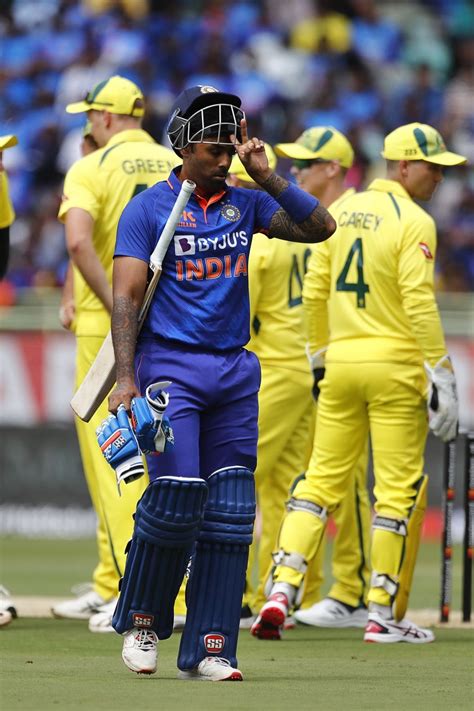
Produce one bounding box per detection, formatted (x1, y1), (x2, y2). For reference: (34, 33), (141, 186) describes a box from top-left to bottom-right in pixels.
(231, 119), (272, 184)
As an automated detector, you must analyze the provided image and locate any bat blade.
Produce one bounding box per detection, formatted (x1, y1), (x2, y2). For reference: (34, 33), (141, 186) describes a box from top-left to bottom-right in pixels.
(70, 331), (115, 421)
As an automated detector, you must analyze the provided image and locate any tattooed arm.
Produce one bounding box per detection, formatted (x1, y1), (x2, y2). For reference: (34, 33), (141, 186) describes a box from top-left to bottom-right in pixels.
(108, 255), (148, 413)
(262, 172), (336, 244)
(231, 120), (336, 244)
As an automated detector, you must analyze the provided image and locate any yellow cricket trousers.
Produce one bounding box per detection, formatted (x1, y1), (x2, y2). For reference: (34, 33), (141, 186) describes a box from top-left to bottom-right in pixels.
(246, 363), (313, 611)
(301, 437), (371, 608)
(75, 335), (148, 600)
(275, 361), (428, 607)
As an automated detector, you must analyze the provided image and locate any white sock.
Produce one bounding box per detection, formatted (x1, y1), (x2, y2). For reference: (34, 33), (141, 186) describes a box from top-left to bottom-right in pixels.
(369, 602), (393, 620)
(271, 582), (296, 607)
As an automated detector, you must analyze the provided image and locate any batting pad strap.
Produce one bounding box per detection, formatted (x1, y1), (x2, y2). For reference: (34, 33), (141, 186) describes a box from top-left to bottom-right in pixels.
(372, 515), (407, 537)
(272, 549), (307, 575)
(178, 467), (256, 671)
(287, 496), (327, 523)
(112, 476), (207, 638)
(371, 572), (399, 597)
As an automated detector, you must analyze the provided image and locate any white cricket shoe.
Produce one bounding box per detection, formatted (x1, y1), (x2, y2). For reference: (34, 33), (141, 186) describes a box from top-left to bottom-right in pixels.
(0, 585), (17, 620)
(122, 628), (158, 674)
(178, 657), (243, 681)
(239, 604), (256, 629)
(0, 610), (13, 627)
(251, 592), (289, 640)
(364, 612), (435, 644)
(52, 588), (108, 620)
(295, 597), (368, 628)
(88, 598), (117, 633)
(173, 614), (186, 631)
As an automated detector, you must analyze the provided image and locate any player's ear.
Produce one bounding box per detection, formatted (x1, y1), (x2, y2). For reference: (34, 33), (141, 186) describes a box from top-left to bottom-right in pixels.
(400, 160), (410, 177)
(102, 111), (113, 129)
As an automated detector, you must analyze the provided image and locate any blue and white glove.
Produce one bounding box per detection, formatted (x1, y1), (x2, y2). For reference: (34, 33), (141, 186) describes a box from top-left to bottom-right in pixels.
(425, 355), (458, 443)
(131, 381), (175, 455)
(97, 404), (144, 494)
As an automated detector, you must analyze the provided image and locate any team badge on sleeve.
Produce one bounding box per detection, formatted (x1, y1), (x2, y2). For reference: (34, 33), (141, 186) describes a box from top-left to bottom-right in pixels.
(221, 204), (241, 222)
(418, 242), (433, 260)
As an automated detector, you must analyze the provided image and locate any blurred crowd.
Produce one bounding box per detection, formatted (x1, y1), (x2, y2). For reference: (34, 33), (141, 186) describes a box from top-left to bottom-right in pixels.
(0, 0), (473, 298)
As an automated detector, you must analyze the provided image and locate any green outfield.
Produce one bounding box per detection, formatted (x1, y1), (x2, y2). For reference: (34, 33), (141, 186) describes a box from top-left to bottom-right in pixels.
(1, 537), (473, 710)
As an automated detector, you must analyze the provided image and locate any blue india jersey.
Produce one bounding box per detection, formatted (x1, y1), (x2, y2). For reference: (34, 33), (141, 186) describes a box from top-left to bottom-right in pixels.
(115, 169), (280, 350)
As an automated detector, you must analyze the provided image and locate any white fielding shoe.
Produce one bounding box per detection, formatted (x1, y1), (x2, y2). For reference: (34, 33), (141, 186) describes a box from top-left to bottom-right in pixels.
(0, 610), (13, 627)
(364, 612), (435, 644)
(178, 657), (243, 681)
(122, 628), (158, 674)
(52, 588), (108, 620)
(0, 585), (17, 623)
(173, 614), (186, 631)
(295, 597), (368, 629)
(88, 598), (117, 633)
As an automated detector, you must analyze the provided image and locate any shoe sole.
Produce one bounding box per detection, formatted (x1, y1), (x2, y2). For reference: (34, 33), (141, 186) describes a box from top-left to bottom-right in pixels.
(178, 670), (243, 681)
(122, 656), (157, 674)
(364, 634), (434, 644)
(250, 619), (282, 640)
(260, 604), (286, 628)
(295, 613), (367, 629)
(89, 625), (115, 633)
(51, 610), (96, 620)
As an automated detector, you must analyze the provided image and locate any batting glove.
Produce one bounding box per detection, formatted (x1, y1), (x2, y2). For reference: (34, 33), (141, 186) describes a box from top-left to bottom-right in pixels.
(97, 404), (144, 494)
(425, 355), (458, 442)
(131, 381), (175, 455)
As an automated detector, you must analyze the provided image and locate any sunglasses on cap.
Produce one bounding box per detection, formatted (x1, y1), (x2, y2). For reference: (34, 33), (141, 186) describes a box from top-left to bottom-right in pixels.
(292, 158), (332, 170)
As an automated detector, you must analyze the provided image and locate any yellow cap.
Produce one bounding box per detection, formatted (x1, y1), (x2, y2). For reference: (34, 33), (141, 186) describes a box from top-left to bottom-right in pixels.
(382, 123), (467, 166)
(275, 127), (354, 168)
(0, 135), (18, 150)
(66, 76), (145, 117)
(229, 143), (277, 182)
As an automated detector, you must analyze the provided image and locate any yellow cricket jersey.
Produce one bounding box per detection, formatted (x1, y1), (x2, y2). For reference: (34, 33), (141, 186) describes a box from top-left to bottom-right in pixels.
(248, 233), (314, 373)
(304, 179), (447, 366)
(0, 171), (15, 228)
(58, 129), (179, 336)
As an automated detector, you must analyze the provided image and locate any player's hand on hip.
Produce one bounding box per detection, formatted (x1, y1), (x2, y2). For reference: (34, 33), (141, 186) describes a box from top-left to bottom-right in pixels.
(59, 300), (75, 331)
(108, 378), (141, 415)
(425, 355), (458, 442)
(231, 119), (272, 184)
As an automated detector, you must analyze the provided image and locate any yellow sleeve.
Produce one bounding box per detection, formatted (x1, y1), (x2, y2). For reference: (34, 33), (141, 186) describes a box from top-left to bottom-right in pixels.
(398, 212), (447, 365)
(302, 240), (330, 357)
(58, 156), (101, 222)
(0, 172), (15, 228)
(248, 233), (271, 340)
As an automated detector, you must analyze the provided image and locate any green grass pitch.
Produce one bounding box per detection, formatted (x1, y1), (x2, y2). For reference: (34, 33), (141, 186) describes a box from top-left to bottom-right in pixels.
(1, 537), (473, 710)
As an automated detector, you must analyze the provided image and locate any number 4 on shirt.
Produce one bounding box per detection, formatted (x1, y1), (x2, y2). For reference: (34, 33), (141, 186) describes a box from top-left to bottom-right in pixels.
(336, 237), (369, 308)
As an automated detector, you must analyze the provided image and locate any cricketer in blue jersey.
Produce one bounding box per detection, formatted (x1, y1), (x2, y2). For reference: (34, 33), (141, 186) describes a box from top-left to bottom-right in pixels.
(108, 85), (336, 682)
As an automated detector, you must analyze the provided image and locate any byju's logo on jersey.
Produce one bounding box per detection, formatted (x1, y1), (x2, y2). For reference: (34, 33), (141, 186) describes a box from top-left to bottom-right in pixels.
(174, 234), (195, 256)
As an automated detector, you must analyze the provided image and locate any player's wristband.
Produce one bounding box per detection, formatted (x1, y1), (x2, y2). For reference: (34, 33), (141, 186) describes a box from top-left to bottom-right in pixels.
(275, 182), (319, 223)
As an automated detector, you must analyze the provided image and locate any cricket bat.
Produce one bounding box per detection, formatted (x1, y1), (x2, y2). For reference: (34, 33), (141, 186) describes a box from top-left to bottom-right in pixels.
(70, 178), (196, 422)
